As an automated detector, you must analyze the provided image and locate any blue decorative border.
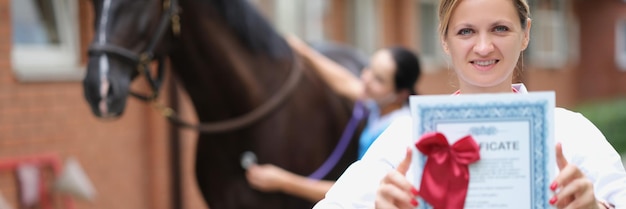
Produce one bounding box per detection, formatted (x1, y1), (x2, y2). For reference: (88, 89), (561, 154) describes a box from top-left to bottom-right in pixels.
(416, 101), (550, 209)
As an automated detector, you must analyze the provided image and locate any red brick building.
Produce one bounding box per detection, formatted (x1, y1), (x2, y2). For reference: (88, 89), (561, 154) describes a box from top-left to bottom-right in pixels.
(0, 0), (625, 209)
(0, 0), (174, 208)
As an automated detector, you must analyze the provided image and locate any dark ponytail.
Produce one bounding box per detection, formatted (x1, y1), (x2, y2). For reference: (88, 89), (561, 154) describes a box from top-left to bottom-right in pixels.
(388, 47), (421, 95)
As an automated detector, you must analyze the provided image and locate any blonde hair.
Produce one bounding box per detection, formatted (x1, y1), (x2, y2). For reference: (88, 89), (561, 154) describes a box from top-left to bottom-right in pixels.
(438, 0), (531, 37)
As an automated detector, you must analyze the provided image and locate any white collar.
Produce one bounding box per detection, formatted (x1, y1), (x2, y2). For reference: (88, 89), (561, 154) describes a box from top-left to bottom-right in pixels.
(512, 83), (528, 94)
(453, 83), (528, 95)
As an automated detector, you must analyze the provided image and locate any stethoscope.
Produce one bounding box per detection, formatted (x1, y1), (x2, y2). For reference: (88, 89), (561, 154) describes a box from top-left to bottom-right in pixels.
(240, 151), (257, 170)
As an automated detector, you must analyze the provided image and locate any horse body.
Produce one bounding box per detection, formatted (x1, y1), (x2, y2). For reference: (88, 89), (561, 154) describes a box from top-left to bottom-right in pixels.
(172, 2), (357, 208)
(84, 0), (363, 208)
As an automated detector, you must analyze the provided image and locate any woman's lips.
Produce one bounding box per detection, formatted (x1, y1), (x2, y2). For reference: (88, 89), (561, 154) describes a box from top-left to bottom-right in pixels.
(470, 59), (499, 71)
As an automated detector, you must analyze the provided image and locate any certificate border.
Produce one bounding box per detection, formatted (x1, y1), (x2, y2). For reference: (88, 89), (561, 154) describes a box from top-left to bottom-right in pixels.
(415, 100), (550, 209)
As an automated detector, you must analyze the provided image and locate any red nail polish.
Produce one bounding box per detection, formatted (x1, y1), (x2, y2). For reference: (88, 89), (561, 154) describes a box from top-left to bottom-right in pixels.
(411, 199), (418, 207)
(411, 187), (419, 196)
(550, 182), (558, 191)
(549, 196), (557, 205)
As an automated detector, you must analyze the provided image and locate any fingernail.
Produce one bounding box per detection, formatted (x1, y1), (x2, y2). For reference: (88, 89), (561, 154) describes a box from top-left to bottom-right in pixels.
(550, 182), (558, 191)
(411, 187), (419, 196)
(549, 196), (557, 205)
(411, 199), (418, 207)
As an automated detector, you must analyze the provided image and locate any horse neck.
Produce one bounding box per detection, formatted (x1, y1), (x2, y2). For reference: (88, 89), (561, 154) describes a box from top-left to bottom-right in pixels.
(169, 1), (293, 122)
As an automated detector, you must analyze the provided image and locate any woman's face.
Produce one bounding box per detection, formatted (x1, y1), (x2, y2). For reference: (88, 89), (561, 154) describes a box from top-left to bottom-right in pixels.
(442, 0), (530, 93)
(361, 50), (397, 106)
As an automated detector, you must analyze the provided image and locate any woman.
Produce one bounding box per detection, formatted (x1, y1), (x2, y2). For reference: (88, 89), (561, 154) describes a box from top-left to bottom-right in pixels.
(245, 37), (422, 202)
(313, 0), (626, 208)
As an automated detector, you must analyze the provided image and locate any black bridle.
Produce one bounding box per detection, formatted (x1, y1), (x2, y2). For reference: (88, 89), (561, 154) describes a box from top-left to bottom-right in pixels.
(88, 0), (180, 102)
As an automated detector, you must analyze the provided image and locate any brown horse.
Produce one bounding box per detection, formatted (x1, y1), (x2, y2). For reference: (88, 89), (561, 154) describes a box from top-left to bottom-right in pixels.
(82, 0), (366, 208)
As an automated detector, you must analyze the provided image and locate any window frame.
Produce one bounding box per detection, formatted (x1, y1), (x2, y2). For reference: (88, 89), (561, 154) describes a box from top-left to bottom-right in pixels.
(270, 0), (378, 55)
(272, 0), (328, 42)
(526, 0), (578, 70)
(617, 18), (626, 71)
(11, 0), (82, 82)
(416, 0), (445, 72)
(348, 0), (378, 55)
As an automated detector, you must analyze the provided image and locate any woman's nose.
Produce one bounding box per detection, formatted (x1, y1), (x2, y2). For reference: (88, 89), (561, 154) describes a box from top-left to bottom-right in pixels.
(473, 35), (495, 56)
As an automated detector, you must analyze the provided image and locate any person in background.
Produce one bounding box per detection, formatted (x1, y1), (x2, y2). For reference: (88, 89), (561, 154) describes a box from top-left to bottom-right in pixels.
(245, 36), (422, 202)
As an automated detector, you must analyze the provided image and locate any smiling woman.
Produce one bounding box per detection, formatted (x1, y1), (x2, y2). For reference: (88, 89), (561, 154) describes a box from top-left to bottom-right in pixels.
(11, 0), (81, 81)
(440, 0), (530, 94)
(313, 0), (626, 208)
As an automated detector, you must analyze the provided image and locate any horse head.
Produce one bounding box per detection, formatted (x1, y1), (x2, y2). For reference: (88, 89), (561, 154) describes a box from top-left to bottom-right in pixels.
(83, 0), (177, 118)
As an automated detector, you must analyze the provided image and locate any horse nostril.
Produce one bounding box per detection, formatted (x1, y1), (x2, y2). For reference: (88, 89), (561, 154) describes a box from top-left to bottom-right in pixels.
(106, 83), (115, 98)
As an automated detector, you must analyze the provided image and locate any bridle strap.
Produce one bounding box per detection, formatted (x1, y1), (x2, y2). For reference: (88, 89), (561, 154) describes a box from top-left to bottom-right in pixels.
(157, 56), (303, 133)
(146, 0), (179, 56)
(130, 56), (167, 101)
(88, 44), (141, 64)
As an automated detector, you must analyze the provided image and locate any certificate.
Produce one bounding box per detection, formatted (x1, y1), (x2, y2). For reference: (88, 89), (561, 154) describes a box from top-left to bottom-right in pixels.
(410, 92), (556, 209)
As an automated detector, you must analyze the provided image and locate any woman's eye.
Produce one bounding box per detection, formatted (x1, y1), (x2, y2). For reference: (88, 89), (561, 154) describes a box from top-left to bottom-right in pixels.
(494, 26), (509, 32)
(457, 28), (473, 35)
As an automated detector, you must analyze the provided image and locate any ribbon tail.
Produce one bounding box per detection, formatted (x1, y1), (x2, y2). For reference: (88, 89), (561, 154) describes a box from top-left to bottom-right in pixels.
(446, 166), (471, 209)
(419, 159), (451, 209)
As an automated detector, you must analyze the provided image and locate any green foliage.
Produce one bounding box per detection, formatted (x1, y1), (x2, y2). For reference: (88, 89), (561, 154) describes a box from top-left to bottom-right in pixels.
(575, 98), (626, 154)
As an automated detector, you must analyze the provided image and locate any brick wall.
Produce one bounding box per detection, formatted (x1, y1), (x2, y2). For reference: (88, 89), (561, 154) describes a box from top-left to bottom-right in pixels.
(575, 0), (626, 102)
(0, 0), (172, 208)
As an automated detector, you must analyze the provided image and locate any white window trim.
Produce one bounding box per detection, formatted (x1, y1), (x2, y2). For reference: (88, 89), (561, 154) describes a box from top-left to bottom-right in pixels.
(274, 0), (328, 42)
(616, 18), (626, 71)
(11, 0), (83, 82)
(417, 0), (445, 72)
(350, 0), (377, 54)
(529, 9), (568, 69)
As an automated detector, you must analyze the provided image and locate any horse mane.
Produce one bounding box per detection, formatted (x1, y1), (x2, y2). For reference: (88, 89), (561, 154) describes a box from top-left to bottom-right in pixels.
(203, 0), (291, 59)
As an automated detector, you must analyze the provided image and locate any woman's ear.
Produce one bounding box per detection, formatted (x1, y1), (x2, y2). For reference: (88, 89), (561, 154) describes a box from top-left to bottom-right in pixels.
(441, 37), (450, 55)
(439, 23), (451, 55)
(522, 18), (532, 51)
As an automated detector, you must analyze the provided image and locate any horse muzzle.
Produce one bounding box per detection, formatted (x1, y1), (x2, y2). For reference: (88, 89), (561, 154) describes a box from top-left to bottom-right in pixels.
(83, 55), (132, 119)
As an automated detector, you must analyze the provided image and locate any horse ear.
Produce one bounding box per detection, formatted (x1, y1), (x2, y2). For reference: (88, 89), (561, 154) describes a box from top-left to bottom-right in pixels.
(53, 157), (96, 201)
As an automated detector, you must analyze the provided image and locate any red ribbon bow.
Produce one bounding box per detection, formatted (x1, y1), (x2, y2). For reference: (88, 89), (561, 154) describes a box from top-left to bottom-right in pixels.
(415, 132), (481, 209)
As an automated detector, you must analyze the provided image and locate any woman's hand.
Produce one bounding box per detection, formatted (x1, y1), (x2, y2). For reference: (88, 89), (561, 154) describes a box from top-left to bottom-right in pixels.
(376, 147), (419, 209)
(551, 143), (604, 209)
(246, 164), (290, 192)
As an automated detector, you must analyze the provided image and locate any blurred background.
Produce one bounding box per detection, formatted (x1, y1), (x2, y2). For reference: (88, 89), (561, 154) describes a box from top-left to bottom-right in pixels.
(0, 0), (625, 208)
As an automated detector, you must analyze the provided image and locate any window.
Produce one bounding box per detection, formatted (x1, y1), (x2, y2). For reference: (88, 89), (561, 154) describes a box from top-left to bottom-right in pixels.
(527, 0), (577, 69)
(11, 0), (81, 81)
(617, 19), (626, 71)
(260, 0), (377, 55)
(348, 0), (378, 54)
(271, 0), (329, 42)
(416, 0), (445, 71)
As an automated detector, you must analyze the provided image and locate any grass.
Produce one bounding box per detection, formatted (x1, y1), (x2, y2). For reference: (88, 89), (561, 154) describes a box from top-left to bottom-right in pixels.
(575, 98), (626, 154)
